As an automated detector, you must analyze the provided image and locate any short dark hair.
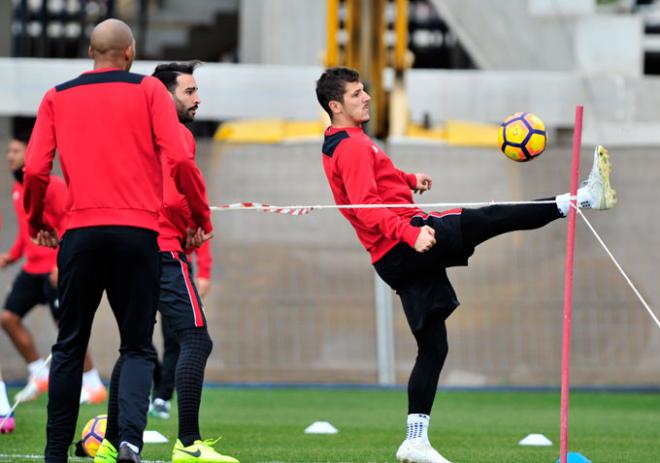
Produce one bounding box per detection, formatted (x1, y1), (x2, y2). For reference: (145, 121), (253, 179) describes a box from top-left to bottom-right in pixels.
(12, 117), (35, 144)
(12, 131), (31, 145)
(152, 60), (203, 92)
(316, 67), (361, 119)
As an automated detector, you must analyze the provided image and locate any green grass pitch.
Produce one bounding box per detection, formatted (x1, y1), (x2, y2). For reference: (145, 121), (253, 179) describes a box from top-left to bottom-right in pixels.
(1, 387), (658, 462)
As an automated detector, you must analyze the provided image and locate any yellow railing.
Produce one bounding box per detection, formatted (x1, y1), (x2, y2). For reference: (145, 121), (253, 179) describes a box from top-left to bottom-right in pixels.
(324, 0), (410, 138)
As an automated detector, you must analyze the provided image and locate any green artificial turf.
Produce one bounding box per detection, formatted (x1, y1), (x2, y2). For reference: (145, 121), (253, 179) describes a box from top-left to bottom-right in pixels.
(1, 387), (658, 462)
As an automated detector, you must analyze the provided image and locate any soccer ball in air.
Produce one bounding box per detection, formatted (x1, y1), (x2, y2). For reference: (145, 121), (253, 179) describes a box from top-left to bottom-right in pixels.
(497, 112), (547, 162)
(81, 414), (107, 457)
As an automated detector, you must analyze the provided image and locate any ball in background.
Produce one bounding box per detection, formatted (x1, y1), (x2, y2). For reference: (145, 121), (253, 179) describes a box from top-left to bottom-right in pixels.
(81, 414), (107, 457)
(497, 112), (547, 162)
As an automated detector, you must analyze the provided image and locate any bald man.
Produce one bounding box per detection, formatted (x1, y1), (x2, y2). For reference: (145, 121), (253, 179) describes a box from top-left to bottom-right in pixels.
(24, 18), (213, 463)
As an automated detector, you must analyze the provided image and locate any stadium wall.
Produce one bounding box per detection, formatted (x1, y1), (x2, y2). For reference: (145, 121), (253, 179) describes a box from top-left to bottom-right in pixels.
(2, 59), (660, 145)
(0, 140), (657, 387)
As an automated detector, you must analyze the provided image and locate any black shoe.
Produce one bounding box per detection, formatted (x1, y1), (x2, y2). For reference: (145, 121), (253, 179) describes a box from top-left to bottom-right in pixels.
(117, 444), (142, 463)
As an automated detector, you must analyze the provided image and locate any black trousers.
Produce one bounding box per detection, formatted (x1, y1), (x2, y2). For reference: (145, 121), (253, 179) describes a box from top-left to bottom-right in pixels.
(153, 315), (179, 402)
(375, 202), (562, 415)
(45, 226), (160, 462)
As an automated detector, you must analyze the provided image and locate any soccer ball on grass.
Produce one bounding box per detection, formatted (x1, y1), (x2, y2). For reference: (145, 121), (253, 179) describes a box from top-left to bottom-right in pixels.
(80, 414), (107, 457)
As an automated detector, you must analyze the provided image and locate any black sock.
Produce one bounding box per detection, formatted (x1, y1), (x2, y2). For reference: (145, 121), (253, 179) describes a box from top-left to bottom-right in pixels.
(408, 317), (448, 414)
(176, 328), (213, 446)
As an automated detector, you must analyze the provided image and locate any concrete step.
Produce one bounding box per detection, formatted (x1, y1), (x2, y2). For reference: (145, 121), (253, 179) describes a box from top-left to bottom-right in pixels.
(143, 0), (238, 58)
(429, 0), (642, 75)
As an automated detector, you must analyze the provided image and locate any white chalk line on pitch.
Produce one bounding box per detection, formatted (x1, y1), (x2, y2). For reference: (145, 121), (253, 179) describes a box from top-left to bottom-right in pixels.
(0, 454), (170, 463)
(0, 457), (389, 463)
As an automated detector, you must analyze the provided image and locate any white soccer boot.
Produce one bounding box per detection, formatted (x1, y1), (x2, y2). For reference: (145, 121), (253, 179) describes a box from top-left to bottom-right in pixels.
(396, 439), (454, 463)
(80, 383), (108, 405)
(148, 397), (171, 419)
(14, 375), (48, 403)
(582, 145), (616, 210)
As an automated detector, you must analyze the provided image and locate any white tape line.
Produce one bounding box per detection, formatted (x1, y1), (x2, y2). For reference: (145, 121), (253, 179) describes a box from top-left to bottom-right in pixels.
(576, 207), (660, 329)
(0, 455), (169, 463)
(0, 353), (52, 431)
(210, 199), (560, 213)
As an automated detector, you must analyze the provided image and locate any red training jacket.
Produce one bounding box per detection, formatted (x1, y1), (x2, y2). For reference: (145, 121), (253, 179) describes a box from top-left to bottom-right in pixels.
(8, 177), (67, 274)
(23, 67), (212, 237)
(158, 123), (213, 270)
(321, 126), (423, 263)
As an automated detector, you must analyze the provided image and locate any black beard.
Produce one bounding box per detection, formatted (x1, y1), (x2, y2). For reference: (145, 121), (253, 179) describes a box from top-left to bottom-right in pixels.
(175, 99), (196, 123)
(177, 110), (194, 123)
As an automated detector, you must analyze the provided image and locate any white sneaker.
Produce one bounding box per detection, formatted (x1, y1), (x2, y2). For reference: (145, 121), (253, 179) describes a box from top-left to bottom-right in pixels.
(582, 145), (616, 210)
(80, 384), (107, 404)
(148, 398), (171, 419)
(14, 376), (48, 403)
(396, 439), (453, 463)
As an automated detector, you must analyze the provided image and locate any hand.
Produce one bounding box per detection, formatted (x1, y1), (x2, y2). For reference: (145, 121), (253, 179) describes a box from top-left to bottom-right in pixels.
(49, 266), (58, 288)
(185, 227), (213, 249)
(195, 277), (211, 298)
(413, 225), (436, 253)
(32, 229), (59, 249)
(0, 253), (12, 269)
(413, 173), (432, 194)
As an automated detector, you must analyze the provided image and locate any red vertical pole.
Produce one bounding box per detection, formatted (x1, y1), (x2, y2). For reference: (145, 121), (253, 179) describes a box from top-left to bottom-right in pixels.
(560, 105), (583, 463)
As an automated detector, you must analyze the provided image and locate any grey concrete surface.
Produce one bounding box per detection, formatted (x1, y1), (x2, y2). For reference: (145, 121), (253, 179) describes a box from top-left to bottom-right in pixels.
(0, 138), (656, 386)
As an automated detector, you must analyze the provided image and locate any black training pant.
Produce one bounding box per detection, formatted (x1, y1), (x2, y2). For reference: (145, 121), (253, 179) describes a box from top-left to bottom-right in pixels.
(45, 226), (160, 462)
(377, 201), (562, 415)
(153, 316), (180, 402)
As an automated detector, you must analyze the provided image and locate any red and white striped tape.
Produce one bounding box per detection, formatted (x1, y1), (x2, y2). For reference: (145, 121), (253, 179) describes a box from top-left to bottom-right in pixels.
(211, 202), (314, 215)
(209, 199), (564, 215)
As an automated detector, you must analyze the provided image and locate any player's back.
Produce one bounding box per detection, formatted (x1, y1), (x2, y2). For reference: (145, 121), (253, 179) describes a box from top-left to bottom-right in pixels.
(36, 68), (179, 232)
